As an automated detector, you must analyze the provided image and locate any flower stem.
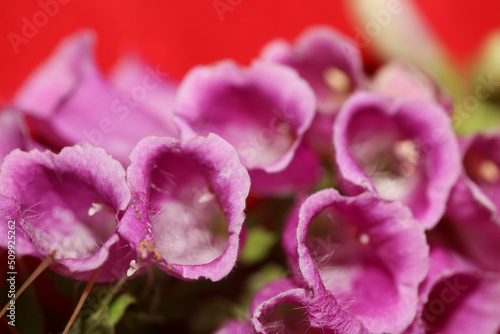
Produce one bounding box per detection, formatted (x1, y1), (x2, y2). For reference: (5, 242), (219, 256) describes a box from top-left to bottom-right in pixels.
(62, 266), (102, 334)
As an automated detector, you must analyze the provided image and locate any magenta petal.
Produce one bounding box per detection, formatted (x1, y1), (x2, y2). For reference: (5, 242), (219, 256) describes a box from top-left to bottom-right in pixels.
(296, 189), (429, 333)
(0, 145), (133, 281)
(261, 26), (363, 115)
(334, 91), (460, 228)
(444, 179), (500, 273)
(108, 56), (179, 137)
(118, 134), (250, 281)
(251, 278), (365, 334)
(456, 133), (500, 215)
(261, 26), (364, 154)
(405, 244), (500, 333)
(13, 31), (174, 165)
(444, 134), (500, 272)
(174, 60), (316, 194)
(282, 197), (306, 283)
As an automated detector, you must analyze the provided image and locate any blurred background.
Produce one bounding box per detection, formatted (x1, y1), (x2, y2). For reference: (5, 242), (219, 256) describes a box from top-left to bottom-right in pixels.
(0, 0), (499, 103)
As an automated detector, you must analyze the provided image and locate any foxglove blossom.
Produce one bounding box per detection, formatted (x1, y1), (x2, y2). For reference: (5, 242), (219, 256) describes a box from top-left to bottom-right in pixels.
(0, 145), (133, 281)
(447, 134), (500, 219)
(290, 189), (428, 333)
(442, 133), (500, 272)
(334, 92), (460, 228)
(118, 134), (250, 281)
(404, 243), (500, 333)
(261, 26), (364, 154)
(174, 60), (318, 195)
(13, 31), (176, 165)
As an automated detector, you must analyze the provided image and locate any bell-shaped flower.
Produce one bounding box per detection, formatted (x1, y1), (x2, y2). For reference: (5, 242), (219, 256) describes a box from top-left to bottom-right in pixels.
(13, 31), (176, 165)
(118, 134), (250, 281)
(0, 145), (133, 281)
(403, 243), (500, 333)
(174, 60), (318, 195)
(448, 134), (500, 219)
(290, 188), (428, 333)
(260, 26), (364, 154)
(334, 91), (460, 228)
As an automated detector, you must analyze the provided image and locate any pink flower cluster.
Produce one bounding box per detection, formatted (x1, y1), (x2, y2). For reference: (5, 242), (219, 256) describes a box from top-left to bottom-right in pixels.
(1, 26), (500, 333)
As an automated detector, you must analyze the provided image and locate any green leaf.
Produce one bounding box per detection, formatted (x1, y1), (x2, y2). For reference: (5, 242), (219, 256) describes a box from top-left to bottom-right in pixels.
(108, 293), (136, 326)
(240, 227), (277, 265)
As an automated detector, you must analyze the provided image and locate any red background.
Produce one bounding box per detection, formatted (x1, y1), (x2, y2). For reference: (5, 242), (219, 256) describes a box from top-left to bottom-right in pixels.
(0, 0), (499, 102)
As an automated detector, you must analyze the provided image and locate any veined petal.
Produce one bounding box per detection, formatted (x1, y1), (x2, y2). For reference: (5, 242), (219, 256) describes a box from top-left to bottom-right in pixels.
(118, 134), (250, 281)
(334, 92), (460, 228)
(296, 189), (429, 333)
(174, 60), (316, 194)
(0, 145), (133, 281)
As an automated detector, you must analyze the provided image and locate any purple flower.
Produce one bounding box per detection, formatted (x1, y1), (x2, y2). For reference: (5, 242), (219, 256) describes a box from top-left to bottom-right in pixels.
(438, 134), (500, 273)
(261, 26), (364, 154)
(449, 134), (500, 217)
(118, 134), (250, 281)
(289, 189), (428, 333)
(108, 56), (179, 137)
(0, 145), (133, 281)
(370, 62), (453, 113)
(404, 243), (500, 333)
(13, 31), (176, 165)
(174, 60), (318, 195)
(334, 91), (460, 228)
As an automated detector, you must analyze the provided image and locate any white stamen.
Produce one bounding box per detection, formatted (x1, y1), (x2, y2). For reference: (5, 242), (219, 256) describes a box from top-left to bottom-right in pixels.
(88, 203), (104, 216)
(127, 260), (139, 277)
